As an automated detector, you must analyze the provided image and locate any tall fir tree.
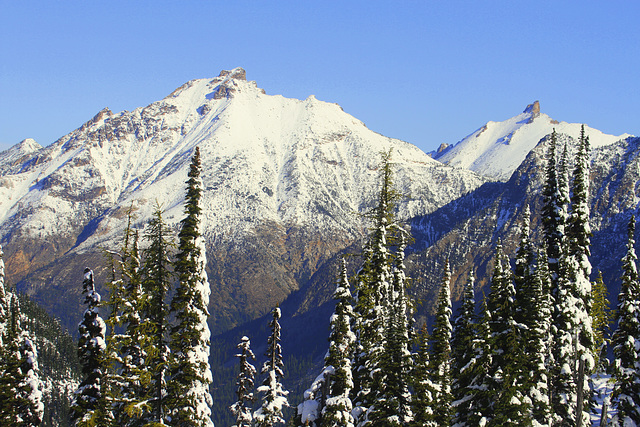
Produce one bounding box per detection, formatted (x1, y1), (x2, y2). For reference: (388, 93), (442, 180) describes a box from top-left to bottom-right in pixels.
(168, 146), (214, 426)
(0, 245), (7, 343)
(71, 268), (107, 426)
(467, 294), (494, 426)
(451, 273), (477, 427)
(430, 261), (453, 427)
(514, 208), (551, 426)
(369, 229), (413, 426)
(411, 324), (437, 427)
(610, 215), (640, 426)
(254, 307), (289, 427)
(320, 258), (356, 427)
(487, 241), (531, 426)
(230, 336), (257, 427)
(141, 205), (175, 424)
(552, 126), (595, 426)
(0, 288), (44, 426)
(542, 130), (567, 286)
(351, 149), (400, 425)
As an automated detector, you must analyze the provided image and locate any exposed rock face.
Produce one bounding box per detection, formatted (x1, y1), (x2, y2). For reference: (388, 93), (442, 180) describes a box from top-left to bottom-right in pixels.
(524, 100), (541, 122)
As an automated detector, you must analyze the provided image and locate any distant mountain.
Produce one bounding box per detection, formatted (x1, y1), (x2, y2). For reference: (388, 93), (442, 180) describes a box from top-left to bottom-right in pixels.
(0, 68), (486, 334)
(431, 100), (632, 181)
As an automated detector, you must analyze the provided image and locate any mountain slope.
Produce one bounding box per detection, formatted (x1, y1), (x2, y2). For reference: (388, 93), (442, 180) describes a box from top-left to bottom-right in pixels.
(0, 68), (487, 333)
(432, 101), (632, 181)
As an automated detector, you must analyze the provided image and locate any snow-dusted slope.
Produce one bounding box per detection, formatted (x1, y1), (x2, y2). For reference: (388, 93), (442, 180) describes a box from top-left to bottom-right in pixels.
(433, 101), (632, 181)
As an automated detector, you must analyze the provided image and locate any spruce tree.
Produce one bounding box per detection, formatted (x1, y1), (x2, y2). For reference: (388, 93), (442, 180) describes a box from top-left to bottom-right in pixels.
(0, 245), (7, 342)
(487, 241), (531, 426)
(552, 126), (595, 426)
(168, 146), (214, 426)
(71, 268), (107, 426)
(230, 336), (257, 427)
(141, 205), (174, 424)
(320, 258), (356, 427)
(430, 261), (453, 427)
(514, 208), (551, 426)
(542, 130), (567, 285)
(610, 215), (640, 426)
(369, 229), (413, 426)
(254, 307), (289, 427)
(411, 324), (437, 427)
(467, 295), (494, 426)
(351, 150), (399, 425)
(451, 273), (477, 427)
(0, 290), (44, 426)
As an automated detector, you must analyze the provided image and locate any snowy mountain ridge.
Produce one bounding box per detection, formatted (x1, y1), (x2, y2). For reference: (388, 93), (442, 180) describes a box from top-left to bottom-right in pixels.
(433, 100), (633, 181)
(0, 68), (487, 332)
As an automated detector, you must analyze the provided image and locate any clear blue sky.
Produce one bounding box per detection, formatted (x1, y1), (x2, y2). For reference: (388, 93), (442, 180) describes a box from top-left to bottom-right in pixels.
(1, 1), (638, 153)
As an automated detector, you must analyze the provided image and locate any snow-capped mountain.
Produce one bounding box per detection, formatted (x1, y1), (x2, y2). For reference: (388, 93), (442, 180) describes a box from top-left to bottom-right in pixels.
(432, 101), (632, 181)
(0, 68), (486, 332)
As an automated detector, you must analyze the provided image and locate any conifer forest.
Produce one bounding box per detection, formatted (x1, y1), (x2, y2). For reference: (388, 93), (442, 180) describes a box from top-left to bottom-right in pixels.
(2, 132), (640, 427)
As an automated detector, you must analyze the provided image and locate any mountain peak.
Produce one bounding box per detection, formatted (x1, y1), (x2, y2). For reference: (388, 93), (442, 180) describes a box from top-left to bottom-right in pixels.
(217, 67), (246, 81)
(523, 100), (540, 123)
(523, 100), (540, 115)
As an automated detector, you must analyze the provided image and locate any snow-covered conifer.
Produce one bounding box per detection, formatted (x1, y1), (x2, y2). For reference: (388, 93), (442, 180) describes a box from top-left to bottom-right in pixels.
(0, 290), (44, 425)
(254, 307), (289, 427)
(542, 130), (567, 286)
(230, 336), (256, 427)
(451, 273), (477, 427)
(411, 324), (437, 427)
(430, 261), (453, 426)
(487, 241), (531, 425)
(514, 208), (551, 425)
(320, 258), (356, 427)
(610, 215), (640, 426)
(0, 245), (7, 343)
(168, 146), (214, 426)
(71, 268), (107, 426)
(467, 295), (494, 426)
(351, 150), (400, 425)
(551, 126), (595, 426)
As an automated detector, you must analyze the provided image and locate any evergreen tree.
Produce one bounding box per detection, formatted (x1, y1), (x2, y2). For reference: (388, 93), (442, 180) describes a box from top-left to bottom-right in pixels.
(230, 336), (256, 427)
(610, 216), (640, 426)
(411, 324), (437, 427)
(514, 208), (551, 426)
(140, 205), (174, 424)
(467, 295), (494, 426)
(369, 230), (413, 426)
(451, 273), (477, 427)
(0, 290), (44, 426)
(0, 245), (7, 342)
(254, 307), (289, 427)
(351, 149), (400, 425)
(430, 261), (453, 427)
(71, 268), (107, 426)
(119, 229), (150, 425)
(542, 130), (567, 285)
(168, 146), (214, 426)
(320, 258), (356, 427)
(552, 126), (595, 426)
(487, 241), (531, 426)
(591, 271), (613, 371)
